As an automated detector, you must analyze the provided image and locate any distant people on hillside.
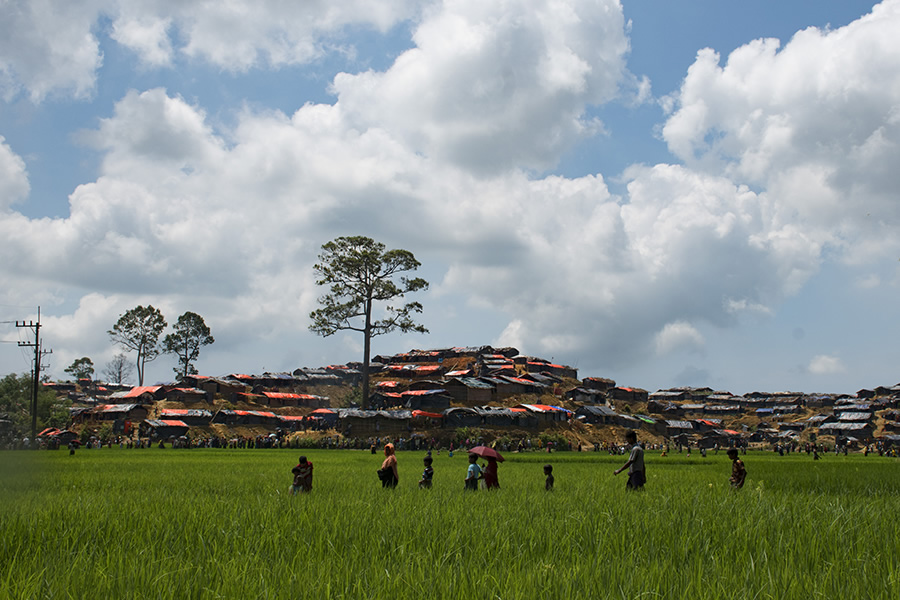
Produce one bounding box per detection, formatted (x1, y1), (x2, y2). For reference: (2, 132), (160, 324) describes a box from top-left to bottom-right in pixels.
(728, 448), (746, 489)
(291, 456), (314, 494)
(378, 443), (399, 488)
(613, 430), (645, 491)
(483, 456), (500, 490)
(544, 464), (554, 491)
(464, 453), (483, 491)
(419, 455), (434, 489)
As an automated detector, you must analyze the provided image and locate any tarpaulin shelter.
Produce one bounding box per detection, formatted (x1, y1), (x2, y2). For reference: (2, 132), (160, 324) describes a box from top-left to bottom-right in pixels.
(140, 419), (189, 439)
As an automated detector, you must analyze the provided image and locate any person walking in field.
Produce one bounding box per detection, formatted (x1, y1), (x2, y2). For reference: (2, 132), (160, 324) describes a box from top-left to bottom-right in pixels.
(728, 448), (746, 489)
(464, 453), (483, 491)
(419, 455), (434, 489)
(483, 456), (500, 490)
(544, 464), (554, 491)
(613, 430), (645, 491)
(379, 443), (399, 488)
(291, 456), (313, 494)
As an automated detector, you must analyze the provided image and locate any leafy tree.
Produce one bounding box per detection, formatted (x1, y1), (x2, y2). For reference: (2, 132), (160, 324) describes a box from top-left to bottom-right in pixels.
(97, 422), (113, 444)
(107, 305), (167, 386)
(0, 373), (67, 437)
(309, 236), (428, 408)
(163, 311), (215, 381)
(103, 353), (134, 385)
(64, 357), (94, 380)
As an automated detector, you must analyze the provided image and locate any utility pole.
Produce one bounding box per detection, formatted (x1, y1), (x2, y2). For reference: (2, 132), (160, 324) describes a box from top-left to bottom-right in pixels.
(16, 307), (50, 445)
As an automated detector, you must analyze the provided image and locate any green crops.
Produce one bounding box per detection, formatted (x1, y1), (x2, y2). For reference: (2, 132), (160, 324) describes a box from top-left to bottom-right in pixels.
(1, 449), (898, 599)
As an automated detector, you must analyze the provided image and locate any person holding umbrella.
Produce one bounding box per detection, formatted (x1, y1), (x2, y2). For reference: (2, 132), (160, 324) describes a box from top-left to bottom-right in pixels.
(468, 445), (504, 490)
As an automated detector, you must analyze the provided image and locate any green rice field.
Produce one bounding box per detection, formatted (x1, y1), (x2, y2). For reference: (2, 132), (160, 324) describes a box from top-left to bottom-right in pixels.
(1, 448), (898, 599)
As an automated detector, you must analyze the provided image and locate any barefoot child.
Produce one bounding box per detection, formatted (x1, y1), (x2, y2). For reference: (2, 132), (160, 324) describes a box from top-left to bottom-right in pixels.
(291, 455), (313, 494)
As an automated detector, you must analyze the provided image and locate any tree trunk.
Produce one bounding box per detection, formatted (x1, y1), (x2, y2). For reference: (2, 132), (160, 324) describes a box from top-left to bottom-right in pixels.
(361, 297), (372, 409)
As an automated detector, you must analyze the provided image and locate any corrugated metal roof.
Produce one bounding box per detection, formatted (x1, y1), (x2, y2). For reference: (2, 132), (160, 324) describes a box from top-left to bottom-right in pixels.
(837, 412), (873, 421)
(123, 386), (161, 398)
(98, 403), (140, 413)
(577, 405), (617, 417)
(159, 409), (212, 418)
(445, 370), (472, 377)
(500, 375), (545, 386)
(336, 409), (411, 419)
(819, 422), (870, 431)
(452, 377), (494, 390)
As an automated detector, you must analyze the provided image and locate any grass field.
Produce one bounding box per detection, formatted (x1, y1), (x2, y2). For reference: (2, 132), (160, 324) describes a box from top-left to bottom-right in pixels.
(1, 448), (898, 599)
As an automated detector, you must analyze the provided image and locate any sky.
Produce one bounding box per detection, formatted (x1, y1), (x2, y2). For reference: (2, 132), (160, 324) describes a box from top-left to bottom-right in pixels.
(1, 0), (898, 395)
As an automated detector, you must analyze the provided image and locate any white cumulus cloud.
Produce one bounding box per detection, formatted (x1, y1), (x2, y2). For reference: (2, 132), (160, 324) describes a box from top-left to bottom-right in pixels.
(0, 137), (30, 210)
(807, 354), (846, 375)
(662, 0), (900, 266)
(0, 0), (420, 101)
(333, 0), (629, 174)
(655, 321), (704, 355)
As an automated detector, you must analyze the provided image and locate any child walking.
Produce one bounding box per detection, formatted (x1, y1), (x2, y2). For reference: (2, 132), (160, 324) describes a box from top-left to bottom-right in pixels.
(464, 453), (482, 491)
(613, 430), (645, 490)
(728, 448), (746, 489)
(291, 456), (313, 494)
(544, 464), (554, 491)
(419, 456), (434, 489)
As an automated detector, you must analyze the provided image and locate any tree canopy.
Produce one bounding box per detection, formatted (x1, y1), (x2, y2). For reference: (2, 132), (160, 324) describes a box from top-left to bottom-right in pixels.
(309, 236), (428, 407)
(64, 357), (94, 380)
(108, 305), (167, 386)
(163, 311), (215, 381)
(0, 372), (69, 439)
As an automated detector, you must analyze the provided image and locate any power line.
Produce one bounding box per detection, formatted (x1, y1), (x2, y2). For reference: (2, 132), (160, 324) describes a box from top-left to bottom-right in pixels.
(16, 307), (51, 443)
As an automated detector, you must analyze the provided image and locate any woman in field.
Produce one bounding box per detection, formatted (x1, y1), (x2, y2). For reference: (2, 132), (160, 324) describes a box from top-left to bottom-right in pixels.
(483, 456), (500, 490)
(728, 448), (746, 489)
(379, 443), (399, 488)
